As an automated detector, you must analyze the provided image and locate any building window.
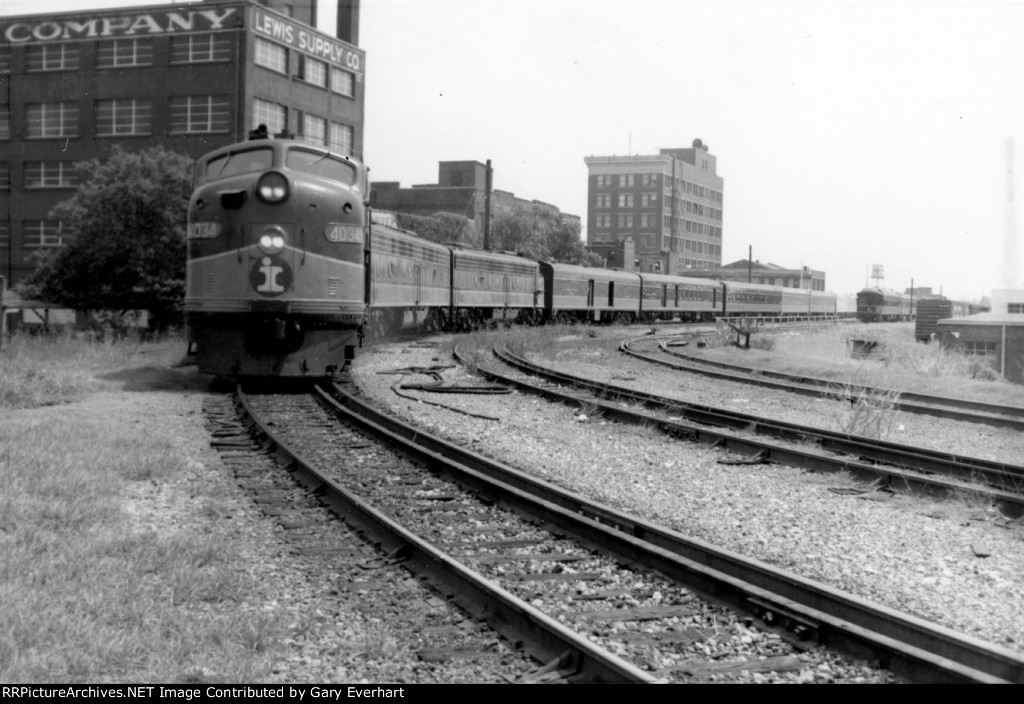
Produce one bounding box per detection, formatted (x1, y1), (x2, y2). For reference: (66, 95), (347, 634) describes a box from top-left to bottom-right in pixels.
(640, 193), (659, 207)
(330, 67), (355, 97)
(26, 102), (79, 139)
(23, 220), (66, 248)
(301, 113), (326, 146)
(1008, 303), (1024, 314)
(962, 341), (997, 358)
(596, 214), (611, 228)
(596, 194), (611, 208)
(618, 174), (635, 187)
(96, 99), (152, 136)
(0, 45), (10, 73)
(0, 106), (8, 140)
(254, 38), (287, 74)
(0, 222), (8, 248)
(596, 174), (612, 188)
(617, 194), (634, 208)
(299, 56), (327, 88)
(26, 44), (79, 72)
(24, 161), (77, 188)
(170, 33), (231, 63)
(169, 95), (229, 134)
(641, 174), (659, 187)
(0, 162), (8, 189)
(253, 98), (287, 136)
(97, 39), (154, 68)
(617, 214), (633, 228)
(329, 122), (353, 155)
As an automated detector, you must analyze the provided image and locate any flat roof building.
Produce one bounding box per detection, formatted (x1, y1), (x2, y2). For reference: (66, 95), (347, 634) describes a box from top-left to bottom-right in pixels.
(584, 139), (724, 275)
(374, 160), (581, 249)
(0, 0), (364, 285)
(937, 289), (1024, 383)
(703, 259), (827, 291)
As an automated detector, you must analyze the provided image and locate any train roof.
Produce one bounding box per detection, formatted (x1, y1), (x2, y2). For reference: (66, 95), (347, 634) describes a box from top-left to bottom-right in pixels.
(540, 262), (640, 282)
(724, 280), (793, 292)
(858, 287), (909, 296)
(637, 272), (722, 287)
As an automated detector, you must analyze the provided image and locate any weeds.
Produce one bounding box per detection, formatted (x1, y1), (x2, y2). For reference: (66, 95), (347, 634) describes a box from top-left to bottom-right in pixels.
(751, 335), (778, 351)
(829, 381), (902, 440)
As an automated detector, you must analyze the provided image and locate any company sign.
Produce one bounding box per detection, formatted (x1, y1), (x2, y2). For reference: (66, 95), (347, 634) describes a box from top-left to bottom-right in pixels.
(250, 8), (363, 75)
(1, 5), (242, 44)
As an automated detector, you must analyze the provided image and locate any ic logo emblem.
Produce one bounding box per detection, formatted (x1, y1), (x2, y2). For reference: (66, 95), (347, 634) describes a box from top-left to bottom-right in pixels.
(250, 255), (292, 296)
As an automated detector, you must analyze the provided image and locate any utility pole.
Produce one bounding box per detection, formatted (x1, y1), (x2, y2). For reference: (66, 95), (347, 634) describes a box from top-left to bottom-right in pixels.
(483, 159), (493, 251)
(748, 245), (752, 283)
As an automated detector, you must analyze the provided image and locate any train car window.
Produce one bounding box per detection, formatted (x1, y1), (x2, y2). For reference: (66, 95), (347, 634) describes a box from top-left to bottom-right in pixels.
(202, 147), (272, 183)
(287, 148), (357, 185)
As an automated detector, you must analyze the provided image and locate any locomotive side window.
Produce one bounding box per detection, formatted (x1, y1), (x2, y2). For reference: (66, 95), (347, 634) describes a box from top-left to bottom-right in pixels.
(202, 148), (272, 183)
(287, 148), (357, 185)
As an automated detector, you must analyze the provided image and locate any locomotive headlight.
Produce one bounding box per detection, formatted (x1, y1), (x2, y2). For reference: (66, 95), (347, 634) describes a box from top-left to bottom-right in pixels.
(256, 172), (289, 203)
(258, 226), (287, 254)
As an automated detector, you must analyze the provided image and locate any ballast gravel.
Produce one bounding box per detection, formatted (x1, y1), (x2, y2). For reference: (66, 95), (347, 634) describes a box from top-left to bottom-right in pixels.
(347, 332), (1024, 660)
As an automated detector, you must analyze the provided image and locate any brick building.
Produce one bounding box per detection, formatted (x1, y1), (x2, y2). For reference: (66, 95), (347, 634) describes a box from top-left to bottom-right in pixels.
(0, 0), (364, 285)
(703, 259), (827, 291)
(937, 289), (1024, 383)
(373, 160), (581, 247)
(584, 139), (724, 275)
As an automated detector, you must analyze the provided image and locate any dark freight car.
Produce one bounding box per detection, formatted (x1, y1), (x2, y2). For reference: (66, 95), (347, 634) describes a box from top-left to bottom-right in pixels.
(915, 298), (954, 341)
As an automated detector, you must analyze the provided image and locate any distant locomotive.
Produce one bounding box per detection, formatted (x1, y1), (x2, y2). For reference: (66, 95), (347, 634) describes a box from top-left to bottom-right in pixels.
(186, 137), (842, 378)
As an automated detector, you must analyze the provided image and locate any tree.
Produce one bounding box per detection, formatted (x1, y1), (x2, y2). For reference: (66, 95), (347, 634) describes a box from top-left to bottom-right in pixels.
(393, 211), (477, 246)
(490, 207), (545, 258)
(490, 207), (601, 265)
(23, 146), (193, 330)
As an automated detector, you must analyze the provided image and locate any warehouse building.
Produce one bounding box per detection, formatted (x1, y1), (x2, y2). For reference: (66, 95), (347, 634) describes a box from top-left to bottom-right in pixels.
(0, 0), (364, 285)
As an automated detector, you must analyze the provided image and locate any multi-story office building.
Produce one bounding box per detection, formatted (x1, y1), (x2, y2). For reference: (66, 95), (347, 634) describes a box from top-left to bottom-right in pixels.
(584, 139), (723, 274)
(0, 0), (364, 285)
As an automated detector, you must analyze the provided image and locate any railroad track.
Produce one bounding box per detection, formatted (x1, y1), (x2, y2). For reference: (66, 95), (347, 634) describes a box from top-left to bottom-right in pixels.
(203, 393), (542, 682)
(482, 343), (1024, 515)
(225, 380), (1022, 683)
(623, 334), (1024, 430)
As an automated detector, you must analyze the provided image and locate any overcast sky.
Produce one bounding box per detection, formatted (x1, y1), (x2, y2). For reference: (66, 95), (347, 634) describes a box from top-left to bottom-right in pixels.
(3, 0), (1021, 299)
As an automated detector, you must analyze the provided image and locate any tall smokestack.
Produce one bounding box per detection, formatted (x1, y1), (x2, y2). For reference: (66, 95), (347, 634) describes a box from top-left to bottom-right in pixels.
(1003, 138), (1020, 288)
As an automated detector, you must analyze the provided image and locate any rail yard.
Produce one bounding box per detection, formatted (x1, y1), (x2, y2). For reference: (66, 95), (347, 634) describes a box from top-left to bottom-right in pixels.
(4, 321), (1024, 683)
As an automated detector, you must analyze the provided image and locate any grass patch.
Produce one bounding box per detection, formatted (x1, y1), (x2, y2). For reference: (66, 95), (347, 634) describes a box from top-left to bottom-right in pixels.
(0, 330), (206, 408)
(696, 323), (1024, 407)
(0, 415), (289, 683)
(0, 330), (287, 682)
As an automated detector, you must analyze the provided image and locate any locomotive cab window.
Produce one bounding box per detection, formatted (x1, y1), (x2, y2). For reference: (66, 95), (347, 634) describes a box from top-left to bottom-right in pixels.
(200, 148), (272, 184)
(287, 148), (357, 186)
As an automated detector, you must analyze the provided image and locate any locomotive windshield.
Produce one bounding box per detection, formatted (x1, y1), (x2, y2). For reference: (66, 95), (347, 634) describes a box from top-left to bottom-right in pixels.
(200, 147), (273, 184)
(286, 148), (358, 186)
